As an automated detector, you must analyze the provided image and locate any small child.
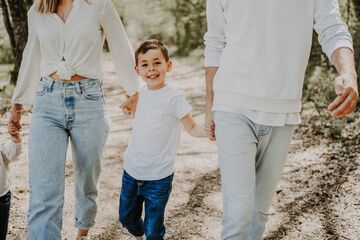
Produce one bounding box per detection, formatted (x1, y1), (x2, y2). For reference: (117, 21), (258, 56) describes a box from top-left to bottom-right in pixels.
(0, 130), (22, 240)
(119, 39), (207, 240)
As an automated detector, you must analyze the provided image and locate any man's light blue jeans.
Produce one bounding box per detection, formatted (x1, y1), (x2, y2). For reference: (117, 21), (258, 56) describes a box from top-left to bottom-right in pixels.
(28, 77), (110, 239)
(214, 111), (294, 240)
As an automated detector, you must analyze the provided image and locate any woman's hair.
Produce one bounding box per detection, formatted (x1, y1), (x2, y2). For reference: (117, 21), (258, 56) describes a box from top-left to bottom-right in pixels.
(36, 0), (59, 13)
(135, 39), (170, 66)
(36, 0), (90, 13)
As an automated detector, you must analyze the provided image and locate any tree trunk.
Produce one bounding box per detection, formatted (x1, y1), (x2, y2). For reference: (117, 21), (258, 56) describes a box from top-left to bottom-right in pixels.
(352, 0), (360, 77)
(0, 0), (28, 85)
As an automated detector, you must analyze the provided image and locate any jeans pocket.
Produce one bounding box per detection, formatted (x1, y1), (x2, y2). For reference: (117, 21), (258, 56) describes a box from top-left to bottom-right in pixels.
(35, 81), (47, 96)
(82, 82), (103, 100)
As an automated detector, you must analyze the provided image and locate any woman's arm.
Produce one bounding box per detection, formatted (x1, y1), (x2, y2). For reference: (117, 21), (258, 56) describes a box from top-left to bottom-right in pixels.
(100, 0), (139, 97)
(11, 6), (41, 106)
(9, 6), (41, 136)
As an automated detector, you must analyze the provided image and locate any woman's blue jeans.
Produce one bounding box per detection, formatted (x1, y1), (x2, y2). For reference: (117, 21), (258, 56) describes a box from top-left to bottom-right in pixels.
(28, 77), (110, 239)
(119, 171), (173, 240)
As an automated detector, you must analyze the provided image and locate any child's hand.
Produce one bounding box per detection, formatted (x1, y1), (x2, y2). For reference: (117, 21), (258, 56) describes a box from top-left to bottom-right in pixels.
(8, 125), (22, 143)
(120, 92), (139, 115)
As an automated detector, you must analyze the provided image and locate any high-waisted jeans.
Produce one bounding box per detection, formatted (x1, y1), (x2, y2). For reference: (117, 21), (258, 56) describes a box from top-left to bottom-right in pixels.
(214, 111), (295, 240)
(28, 77), (110, 239)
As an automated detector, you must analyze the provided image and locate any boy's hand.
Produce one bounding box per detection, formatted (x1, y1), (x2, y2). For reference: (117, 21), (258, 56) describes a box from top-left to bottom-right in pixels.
(120, 92), (139, 115)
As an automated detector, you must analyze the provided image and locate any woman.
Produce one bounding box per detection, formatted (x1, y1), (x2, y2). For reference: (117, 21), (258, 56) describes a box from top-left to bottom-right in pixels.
(7, 0), (139, 239)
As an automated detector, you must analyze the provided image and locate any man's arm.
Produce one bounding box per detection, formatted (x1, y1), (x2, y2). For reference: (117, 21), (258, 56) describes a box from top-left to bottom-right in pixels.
(328, 47), (358, 117)
(314, 0), (357, 117)
(205, 67), (218, 140)
(203, 0), (226, 140)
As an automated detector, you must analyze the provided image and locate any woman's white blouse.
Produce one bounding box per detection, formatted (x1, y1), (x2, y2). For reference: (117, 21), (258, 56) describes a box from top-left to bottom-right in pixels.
(12, 0), (139, 105)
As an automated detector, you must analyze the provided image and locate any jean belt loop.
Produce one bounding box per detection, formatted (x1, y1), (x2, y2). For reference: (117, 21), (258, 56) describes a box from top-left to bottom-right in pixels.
(76, 82), (82, 95)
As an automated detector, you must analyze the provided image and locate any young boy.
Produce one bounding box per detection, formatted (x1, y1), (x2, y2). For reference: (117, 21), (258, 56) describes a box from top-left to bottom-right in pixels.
(119, 39), (207, 240)
(0, 129), (22, 240)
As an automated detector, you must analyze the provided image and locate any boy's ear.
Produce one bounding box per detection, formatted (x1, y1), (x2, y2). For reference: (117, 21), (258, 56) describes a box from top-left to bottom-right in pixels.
(134, 65), (140, 75)
(166, 60), (173, 72)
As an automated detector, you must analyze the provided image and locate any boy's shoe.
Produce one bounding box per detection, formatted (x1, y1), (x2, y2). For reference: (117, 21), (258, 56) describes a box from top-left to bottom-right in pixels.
(134, 235), (145, 240)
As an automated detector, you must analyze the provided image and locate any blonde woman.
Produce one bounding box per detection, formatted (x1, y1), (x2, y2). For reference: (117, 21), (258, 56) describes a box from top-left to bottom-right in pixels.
(7, 0), (139, 239)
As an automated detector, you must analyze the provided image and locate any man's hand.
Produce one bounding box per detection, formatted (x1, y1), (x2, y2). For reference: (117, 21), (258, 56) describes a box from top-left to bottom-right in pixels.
(205, 109), (216, 141)
(328, 74), (358, 117)
(120, 92), (139, 115)
(8, 104), (22, 137)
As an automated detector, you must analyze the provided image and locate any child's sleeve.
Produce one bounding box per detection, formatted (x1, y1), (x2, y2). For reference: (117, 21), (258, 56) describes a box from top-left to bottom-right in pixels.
(1, 140), (22, 164)
(171, 95), (193, 120)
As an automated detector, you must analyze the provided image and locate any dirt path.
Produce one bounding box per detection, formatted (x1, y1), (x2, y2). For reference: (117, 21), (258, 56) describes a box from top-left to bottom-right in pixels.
(1, 57), (359, 240)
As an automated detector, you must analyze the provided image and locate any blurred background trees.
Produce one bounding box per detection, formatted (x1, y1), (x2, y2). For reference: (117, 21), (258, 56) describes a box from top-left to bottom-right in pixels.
(0, 0), (31, 84)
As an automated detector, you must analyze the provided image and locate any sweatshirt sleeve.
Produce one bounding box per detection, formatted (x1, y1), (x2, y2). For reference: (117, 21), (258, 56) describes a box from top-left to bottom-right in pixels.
(101, 0), (139, 95)
(203, 0), (226, 67)
(314, 0), (353, 60)
(11, 6), (41, 106)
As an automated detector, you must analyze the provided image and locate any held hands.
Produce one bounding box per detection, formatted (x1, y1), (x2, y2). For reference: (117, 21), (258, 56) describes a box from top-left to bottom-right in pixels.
(120, 92), (139, 115)
(8, 104), (22, 141)
(328, 74), (358, 117)
(204, 109), (216, 141)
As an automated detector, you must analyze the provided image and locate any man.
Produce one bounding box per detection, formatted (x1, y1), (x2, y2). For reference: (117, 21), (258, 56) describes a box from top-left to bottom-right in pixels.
(203, 0), (358, 239)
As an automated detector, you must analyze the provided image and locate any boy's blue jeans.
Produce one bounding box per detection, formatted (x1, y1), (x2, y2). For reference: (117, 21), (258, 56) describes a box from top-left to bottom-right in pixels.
(28, 77), (110, 239)
(0, 191), (11, 240)
(119, 171), (173, 240)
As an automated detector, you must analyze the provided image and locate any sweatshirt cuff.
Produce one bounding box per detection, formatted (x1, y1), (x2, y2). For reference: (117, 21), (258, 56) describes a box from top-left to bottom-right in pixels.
(325, 40), (354, 60)
(204, 56), (221, 67)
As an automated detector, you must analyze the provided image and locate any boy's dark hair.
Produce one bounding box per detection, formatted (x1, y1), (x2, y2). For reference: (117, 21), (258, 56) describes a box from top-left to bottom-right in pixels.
(135, 39), (170, 66)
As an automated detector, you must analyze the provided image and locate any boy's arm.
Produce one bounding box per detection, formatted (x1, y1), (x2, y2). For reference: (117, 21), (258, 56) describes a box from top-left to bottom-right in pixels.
(181, 114), (207, 138)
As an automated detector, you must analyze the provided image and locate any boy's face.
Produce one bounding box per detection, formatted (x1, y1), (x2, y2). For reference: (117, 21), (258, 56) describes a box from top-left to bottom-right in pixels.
(135, 48), (172, 90)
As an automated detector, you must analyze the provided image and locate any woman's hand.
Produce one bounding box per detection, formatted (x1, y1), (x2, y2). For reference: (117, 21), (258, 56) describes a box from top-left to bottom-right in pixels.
(120, 92), (139, 115)
(8, 104), (23, 137)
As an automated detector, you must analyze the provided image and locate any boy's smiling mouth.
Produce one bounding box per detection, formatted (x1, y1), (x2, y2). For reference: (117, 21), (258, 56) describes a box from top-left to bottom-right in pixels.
(147, 74), (160, 80)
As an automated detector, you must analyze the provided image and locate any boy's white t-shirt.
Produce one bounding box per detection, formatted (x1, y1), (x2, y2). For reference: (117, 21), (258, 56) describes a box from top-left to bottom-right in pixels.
(0, 140), (22, 196)
(124, 85), (192, 181)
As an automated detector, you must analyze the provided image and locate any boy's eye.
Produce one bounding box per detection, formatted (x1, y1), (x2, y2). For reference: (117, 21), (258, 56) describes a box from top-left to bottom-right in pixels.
(155, 62), (162, 65)
(141, 64), (148, 67)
